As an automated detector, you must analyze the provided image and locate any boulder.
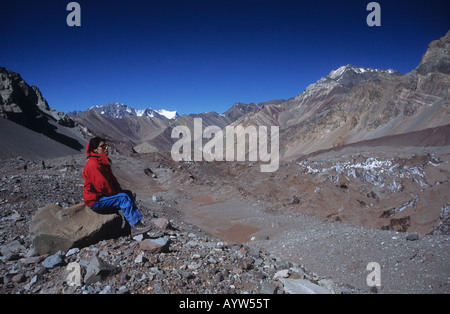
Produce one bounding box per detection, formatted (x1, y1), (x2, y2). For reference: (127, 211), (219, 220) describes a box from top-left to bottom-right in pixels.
(139, 236), (171, 253)
(30, 203), (127, 255)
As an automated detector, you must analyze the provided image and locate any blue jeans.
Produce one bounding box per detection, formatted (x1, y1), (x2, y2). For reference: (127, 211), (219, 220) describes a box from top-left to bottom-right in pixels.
(90, 190), (143, 226)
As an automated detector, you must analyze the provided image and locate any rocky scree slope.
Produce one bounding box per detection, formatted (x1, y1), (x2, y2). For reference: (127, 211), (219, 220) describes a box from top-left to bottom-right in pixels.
(0, 155), (345, 294)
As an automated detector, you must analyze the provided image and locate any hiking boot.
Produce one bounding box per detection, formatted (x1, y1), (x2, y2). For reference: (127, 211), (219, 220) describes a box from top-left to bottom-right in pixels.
(131, 221), (152, 237)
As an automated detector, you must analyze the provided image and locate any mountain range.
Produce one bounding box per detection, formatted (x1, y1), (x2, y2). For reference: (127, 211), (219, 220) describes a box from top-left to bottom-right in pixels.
(67, 103), (179, 120)
(1, 30), (449, 160)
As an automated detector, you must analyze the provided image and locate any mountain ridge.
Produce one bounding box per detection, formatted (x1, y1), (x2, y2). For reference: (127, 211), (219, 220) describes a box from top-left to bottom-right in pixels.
(0, 67), (87, 157)
(257, 30), (450, 159)
(1, 30), (449, 159)
(67, 102), (179, 120)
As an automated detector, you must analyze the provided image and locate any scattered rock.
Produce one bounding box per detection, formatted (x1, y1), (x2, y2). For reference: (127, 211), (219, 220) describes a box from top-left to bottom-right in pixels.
(0, 149), (448, 294)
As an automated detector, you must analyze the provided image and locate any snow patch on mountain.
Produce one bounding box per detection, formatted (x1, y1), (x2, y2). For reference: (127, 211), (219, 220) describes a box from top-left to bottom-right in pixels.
(78, 103), (179, 120)
(155, 109), (179, 120)
(328, 65), (399, 80)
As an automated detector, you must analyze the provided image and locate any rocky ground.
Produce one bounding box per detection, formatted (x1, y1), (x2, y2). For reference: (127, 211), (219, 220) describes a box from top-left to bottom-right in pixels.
(0, 154), (344, 295)
(0, 146), (449, 294)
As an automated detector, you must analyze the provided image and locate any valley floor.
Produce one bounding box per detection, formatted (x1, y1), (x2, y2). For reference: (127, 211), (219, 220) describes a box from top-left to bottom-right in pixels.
(1, 143), (449, 293)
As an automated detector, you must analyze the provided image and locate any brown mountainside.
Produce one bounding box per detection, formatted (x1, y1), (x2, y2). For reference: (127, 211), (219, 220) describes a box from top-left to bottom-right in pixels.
(236, 31), (450, 160)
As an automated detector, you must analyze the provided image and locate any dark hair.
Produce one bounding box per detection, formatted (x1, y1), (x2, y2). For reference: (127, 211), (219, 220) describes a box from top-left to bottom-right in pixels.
(88, 137), (106, 153)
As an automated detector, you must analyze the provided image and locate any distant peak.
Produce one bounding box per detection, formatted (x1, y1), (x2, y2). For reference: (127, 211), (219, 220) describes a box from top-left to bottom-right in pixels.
(81, 103), (179, 120)
(328, 65), (399, 80)
(326, 65), (401, 89)
(154, 109), (179, 119)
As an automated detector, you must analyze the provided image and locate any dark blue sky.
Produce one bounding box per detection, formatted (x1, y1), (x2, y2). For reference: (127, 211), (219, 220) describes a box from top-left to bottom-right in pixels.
(2, 0), (449, 115)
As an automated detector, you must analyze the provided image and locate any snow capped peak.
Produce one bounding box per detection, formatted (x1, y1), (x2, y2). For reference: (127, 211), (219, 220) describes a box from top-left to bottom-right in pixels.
(328, 65), (400, 80)
(135, 109), (146, 117)
(325, 65), (401, 89)
(155, 109), (179, 119)
(328, 65), (349, 79)
(328, 65), (373, 79)
(88, 103), (178, 120)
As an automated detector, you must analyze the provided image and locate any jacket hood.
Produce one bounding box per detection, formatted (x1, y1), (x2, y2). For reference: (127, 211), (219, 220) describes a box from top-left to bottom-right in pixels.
(85, 142), (110, 165)
(86, 142), (91, 156)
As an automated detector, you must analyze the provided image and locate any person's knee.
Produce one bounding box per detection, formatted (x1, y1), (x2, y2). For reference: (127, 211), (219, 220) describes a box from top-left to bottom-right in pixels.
(121, 190), (135, 201)
(116, 193), (133, 207)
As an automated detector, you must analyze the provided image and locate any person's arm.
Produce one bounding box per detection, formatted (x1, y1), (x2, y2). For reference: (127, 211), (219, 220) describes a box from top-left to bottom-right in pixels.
(86, 163), (117, 196)
(111, 173), (122, 193)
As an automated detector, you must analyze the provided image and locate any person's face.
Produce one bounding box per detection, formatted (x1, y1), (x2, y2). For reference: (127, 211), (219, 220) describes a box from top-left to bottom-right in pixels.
(93, 141), (108, 155)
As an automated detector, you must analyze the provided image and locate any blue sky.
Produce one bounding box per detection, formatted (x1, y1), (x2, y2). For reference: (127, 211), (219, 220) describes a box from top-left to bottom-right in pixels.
(2, 0), (449, 115)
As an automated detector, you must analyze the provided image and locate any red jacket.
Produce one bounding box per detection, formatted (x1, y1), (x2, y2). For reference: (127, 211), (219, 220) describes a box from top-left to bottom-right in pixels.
(83, 143), (122, 207)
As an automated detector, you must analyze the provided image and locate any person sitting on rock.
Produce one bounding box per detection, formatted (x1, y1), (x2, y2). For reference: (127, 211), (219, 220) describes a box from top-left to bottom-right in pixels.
(82, 137), (151, 236)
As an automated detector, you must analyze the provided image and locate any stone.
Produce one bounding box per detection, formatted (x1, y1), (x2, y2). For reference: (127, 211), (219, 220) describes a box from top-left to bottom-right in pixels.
(84, 256), (118, 285)
(151, 218), (171, 230)
(132, 234), (145, 242)
(273, 269), (290, 280)
(12, 273), (27, 283)
(152, 195), (163, 202)
(1, 240), (25, 256)
(238, 258), (253, 270)
(3, 252), (21, 262)
(279, 278), (333, 294)
(65, 248), (80, 257)
(42, 250), (65, 268)
(20, 255), (46, 265)
(99, 285), (116, 294)
(179, 269), (195, 279)
(406, 233), (420, 241)
(260, 281), (278, 294)
(23, 275), (38, 291)
(139, 236), (170, 253)
(318, 279), (339, 293)
(30, 203), (127, 255)
(134, 253), (147, 264)
(187, 263), (202, 271)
